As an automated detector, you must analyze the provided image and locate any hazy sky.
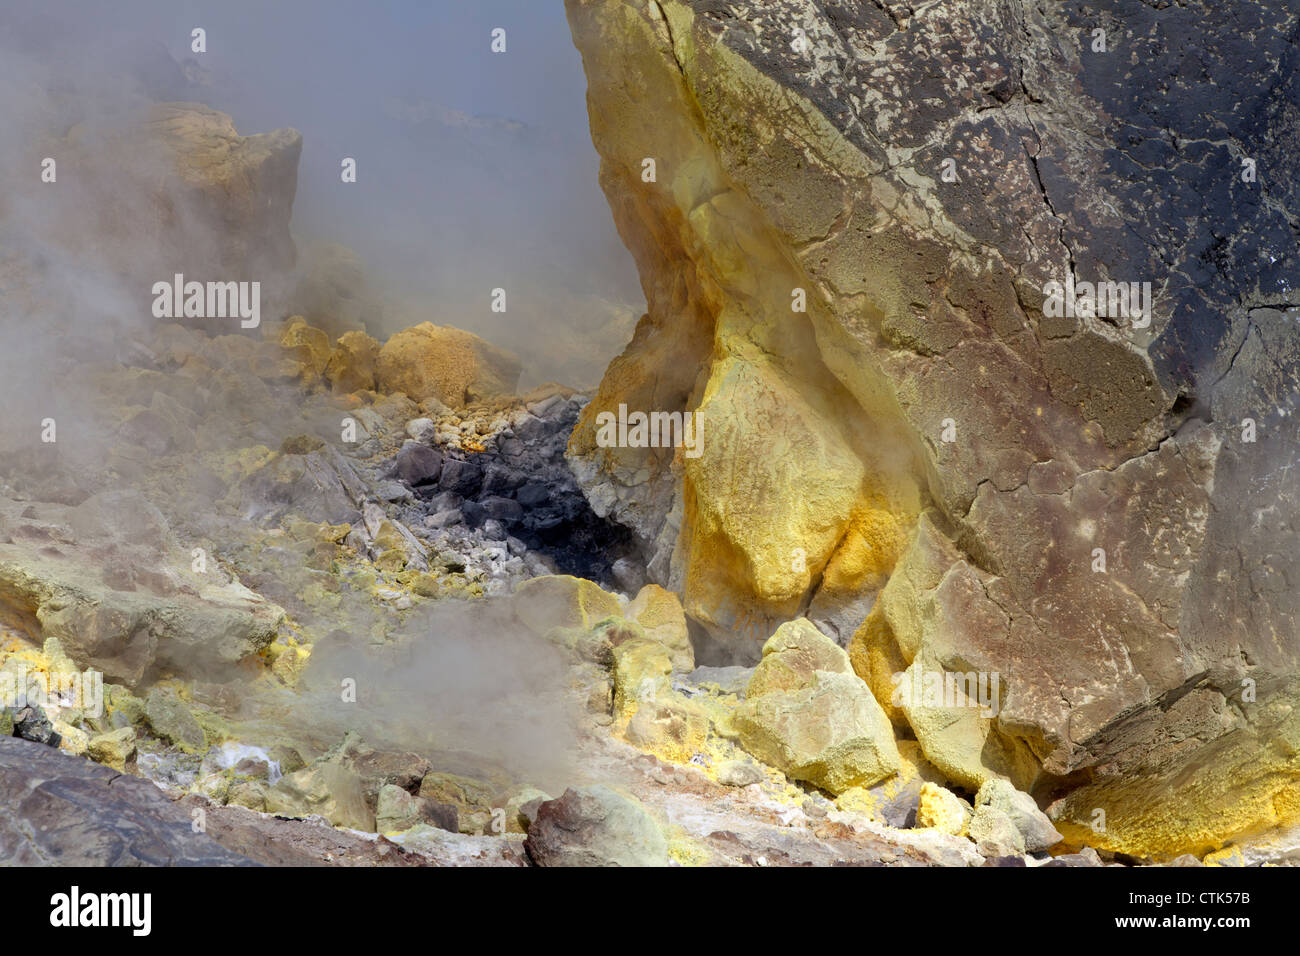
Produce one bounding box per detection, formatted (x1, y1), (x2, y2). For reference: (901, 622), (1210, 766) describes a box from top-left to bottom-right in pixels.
(1, 0), (641, 327)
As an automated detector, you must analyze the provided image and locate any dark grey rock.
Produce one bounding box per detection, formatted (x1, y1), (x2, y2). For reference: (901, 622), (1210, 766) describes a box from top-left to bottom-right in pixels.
(10, 706), (60, 748)
(516, 481), (550, 507)
(437, 458), (482, 496)
(480, 496), (524, 522)
(390, 441), (443, 486)
(0, 736), (256, 865)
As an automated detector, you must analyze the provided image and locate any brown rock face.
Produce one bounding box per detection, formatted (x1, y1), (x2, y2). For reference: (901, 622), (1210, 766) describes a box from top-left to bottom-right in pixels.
(564, 0), (1300, 854)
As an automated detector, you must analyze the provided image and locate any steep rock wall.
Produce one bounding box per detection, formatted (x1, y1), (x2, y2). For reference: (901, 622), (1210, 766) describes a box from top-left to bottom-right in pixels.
(564, 0), (1300, 855)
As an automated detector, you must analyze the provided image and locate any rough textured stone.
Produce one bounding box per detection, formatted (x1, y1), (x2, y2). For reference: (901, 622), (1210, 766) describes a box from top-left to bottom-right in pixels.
(144, 690), (206, 754)
(977, 778), (1062, 853)
(735, 669), (900, 795)
(916, 783), (971, 838)
(969, 804), (1026, 858)
(746, 618), (852, 698)
(0, 518), (285, 688)
(512, 574), (622, 638)
(625, 583), (694, 671)
(0, 736), (255, 866)
(265, 761), (375, 832)
(325, 329), (381, 393)
(563, 0), (1300, 855)
(524, 785), (669, 867)
(376, 322), (521, 406)
(86, 727), (137, 773)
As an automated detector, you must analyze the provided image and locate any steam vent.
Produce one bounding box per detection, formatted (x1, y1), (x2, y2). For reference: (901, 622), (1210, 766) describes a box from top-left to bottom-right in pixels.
(0, 0), (1296, 908)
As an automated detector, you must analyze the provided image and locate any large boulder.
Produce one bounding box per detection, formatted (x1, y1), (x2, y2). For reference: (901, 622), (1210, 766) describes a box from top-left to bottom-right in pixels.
(524, 785), (668, 867)
(0, 737), (255, 866)
(375, 322), (521, 406)
(511, 574), (623, 639)
(0, 509), (284, 688)
(563, 0), (1300, 854)
(734, 621), (900, 794)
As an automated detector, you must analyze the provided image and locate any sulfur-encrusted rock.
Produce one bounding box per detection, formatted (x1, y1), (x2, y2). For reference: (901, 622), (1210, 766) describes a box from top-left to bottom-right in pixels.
(86, 727), (137, 773)
(0, 498), (285, 688)
(746, 618), (852, 698)
(375, 322), (521, 406)
(325, 329), (381, 394)
(562, 0), (1300, 855)
(512, 574), (623, 641)
(624, 583), (694, 672)
(144, 690), (207, 754)
(729, 620), (899, 793)
(278, 317), (333, 386)
(916, 783), (971, 838)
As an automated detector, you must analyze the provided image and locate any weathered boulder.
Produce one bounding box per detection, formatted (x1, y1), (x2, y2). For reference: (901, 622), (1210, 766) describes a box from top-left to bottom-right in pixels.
(234, 443), (367, 526)
(734, 669), (899, 796)
(563, 0), (1300, 854)
(144, 690), (206, 754)
(0, 538), (284, 688)
(277, 317), (333, 386)
(85, 726), (137, 773)
(976, 778), (1062, 853)
(916, 783), (971, 838)
(746, 618), (852, 698)
(375, 322), (521, 406)
(524, 785), (669, 867)
(0, 736), (255, 866)
(374, 783), (457, 835)
(733, 622), (899, 794)
(325, 329), (381, 394)
(511, 574), (623, 640)
(625, 583), (694, 672)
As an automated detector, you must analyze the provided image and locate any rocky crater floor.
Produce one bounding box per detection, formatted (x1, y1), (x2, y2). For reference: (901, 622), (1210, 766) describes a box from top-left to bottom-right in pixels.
(3, 0), (1299, 869)
(0, 308), (1283, 868)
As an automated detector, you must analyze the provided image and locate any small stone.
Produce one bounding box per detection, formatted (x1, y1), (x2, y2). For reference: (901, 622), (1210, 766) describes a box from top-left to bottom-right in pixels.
(406, 417), (437, 442)
(391, 441), (443, 486)
(716, 759), (765, 787)
(969, 804), (1026, 856)
(12, 706), (61, 748)
(86, 727), (136, 772)
(916, 782), (971, 837)
(144, 691), (207, 755)
(227, 780), (268, 811)
(975, 778), (1062, 852)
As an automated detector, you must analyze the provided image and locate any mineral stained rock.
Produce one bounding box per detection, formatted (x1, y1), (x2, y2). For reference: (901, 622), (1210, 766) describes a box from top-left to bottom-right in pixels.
(563, 0), (1300, 855)
(0, 737), (255, 866)
(524, 785), (669, 867)
(375, 322), (523, 407)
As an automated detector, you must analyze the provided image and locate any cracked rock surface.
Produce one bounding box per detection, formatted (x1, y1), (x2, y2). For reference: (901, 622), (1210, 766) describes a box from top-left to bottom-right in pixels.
(563, 0), (1300, 855)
